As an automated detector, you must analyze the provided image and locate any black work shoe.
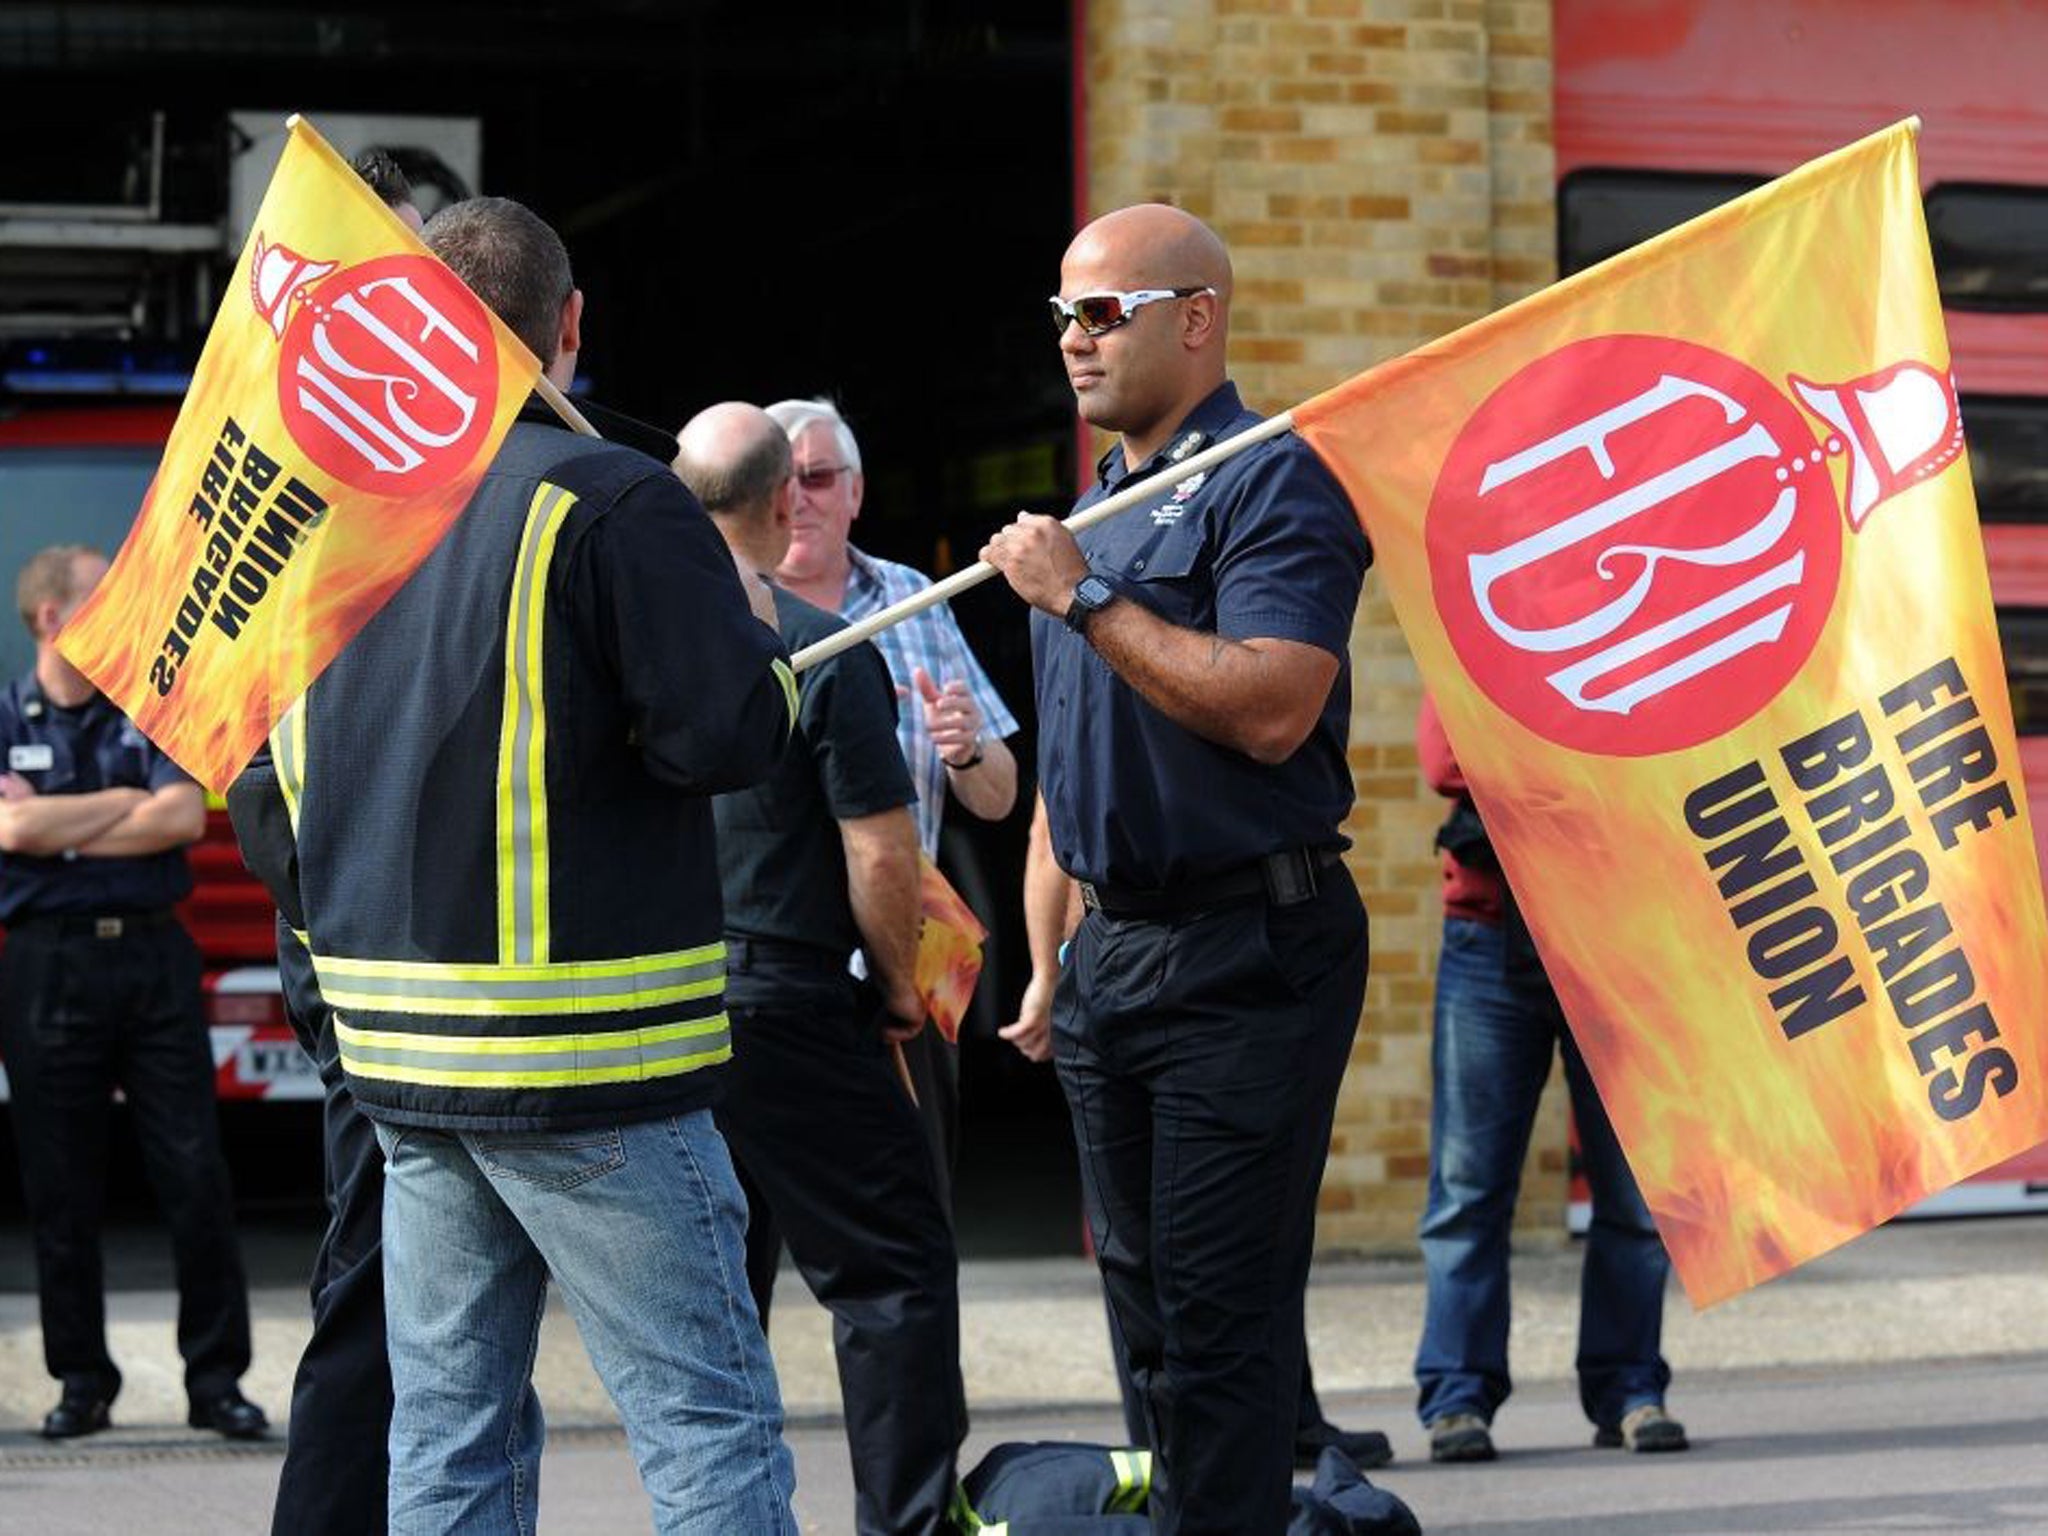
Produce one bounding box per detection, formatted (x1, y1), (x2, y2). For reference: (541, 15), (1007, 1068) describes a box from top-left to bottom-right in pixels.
(188, 1388), (269, 1440)
(1593, 1403), (1689, 1453)
(1427, 1411), (1496, 1463)
(1294, 1421), (1395, 1471)
(41, 1390), (114, 1440)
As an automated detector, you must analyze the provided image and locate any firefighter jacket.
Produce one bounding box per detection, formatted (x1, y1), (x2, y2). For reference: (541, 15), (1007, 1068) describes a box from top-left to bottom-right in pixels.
(276, 417), (796, 1132)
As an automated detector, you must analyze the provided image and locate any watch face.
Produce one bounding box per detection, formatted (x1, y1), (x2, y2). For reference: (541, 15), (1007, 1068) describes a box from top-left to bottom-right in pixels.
(1079, 575), (1113, 608)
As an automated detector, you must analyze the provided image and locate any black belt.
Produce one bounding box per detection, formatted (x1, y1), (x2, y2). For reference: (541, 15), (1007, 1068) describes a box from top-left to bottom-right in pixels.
(724, 934), (849, 976)
(10, 908), (177, 939)
(1079, 848), (1343, 920)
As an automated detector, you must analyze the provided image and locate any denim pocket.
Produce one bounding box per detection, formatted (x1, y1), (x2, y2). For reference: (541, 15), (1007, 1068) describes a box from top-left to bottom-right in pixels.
(475, 1127), (627, 1191)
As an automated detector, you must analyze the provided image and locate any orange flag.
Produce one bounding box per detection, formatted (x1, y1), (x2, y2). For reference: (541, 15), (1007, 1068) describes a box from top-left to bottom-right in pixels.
(1295, 120), (2048, 1305)
(915, 855), (987, 1044)
(57, 115), (541, 792)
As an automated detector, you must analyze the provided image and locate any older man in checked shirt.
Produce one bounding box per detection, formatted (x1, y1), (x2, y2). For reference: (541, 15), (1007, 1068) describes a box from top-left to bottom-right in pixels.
(766, 397), (1020, 1197)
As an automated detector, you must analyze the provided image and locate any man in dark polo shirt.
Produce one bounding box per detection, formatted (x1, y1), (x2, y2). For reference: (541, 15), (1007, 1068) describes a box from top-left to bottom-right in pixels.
(677, 403), (965, 1536)
(983, 205), (1372, 1535)
(0, 545), (265, 1442)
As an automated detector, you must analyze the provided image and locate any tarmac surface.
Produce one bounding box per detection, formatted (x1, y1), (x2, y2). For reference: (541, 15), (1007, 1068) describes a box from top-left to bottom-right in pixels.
(1, 1213), (2046, 1532)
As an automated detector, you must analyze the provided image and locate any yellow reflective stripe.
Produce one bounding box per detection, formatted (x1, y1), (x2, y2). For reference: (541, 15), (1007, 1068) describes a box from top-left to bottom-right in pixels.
(334, 1014), (728, 1056)
(336, 1012), (731, 1089)
(319, 981), (722, 1018)
(1135, 1447), (1153, 1509)
(271, 697), (307, 836)
(498, 482), (575, 967)
(339, 1045), (732, 1090)
(320, 980), (721, 1018)
(1109, 1449), (1146, 1513)
(948, 1484), (984, 1533)
(771, 657), (799, 728)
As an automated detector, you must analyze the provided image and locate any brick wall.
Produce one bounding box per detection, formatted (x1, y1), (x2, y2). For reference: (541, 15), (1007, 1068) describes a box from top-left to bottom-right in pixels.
(1078, 0), (1565, 1249)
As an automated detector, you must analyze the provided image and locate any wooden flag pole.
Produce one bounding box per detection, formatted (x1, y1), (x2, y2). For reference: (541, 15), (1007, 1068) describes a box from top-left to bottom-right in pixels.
(789, 411), (1298, 673)
(535, 375), (601, 438)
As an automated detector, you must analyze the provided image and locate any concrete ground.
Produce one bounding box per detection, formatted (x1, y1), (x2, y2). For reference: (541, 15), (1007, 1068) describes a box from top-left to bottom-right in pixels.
(1, 1214), (2045, 1531)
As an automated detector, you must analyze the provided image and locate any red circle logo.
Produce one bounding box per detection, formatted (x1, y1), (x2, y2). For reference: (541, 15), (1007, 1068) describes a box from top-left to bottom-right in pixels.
(1427, 335), (1843, 757)
(277, 254), (499, 498)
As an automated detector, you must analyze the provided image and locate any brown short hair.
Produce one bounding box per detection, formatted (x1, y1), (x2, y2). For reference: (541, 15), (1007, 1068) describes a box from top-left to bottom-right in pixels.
(17, 545), (102, 637)
(421, 196), (574, 366)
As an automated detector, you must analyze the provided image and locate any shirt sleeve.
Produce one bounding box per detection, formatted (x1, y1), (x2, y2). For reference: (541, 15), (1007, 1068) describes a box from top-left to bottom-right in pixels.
(144, 740), (197, 792)
(932, 608), (1019, 739)
(804, 639), (916, 821)
(1211, 437), (1371, 658)
(565, 470), (795, 795)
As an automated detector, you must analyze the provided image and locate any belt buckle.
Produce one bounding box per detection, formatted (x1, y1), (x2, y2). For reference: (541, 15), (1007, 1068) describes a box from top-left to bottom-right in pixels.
(94, 917), (123, 939)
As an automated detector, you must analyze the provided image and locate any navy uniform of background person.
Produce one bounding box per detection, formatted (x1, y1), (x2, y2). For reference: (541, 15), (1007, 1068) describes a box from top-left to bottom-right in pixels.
(0, 545), (267, 1442)
(982, 204), (1371, 1535)
(677, 401), (966, 1536)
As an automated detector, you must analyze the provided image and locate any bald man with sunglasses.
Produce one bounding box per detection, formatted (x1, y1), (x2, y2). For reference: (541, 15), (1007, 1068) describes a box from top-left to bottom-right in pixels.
(983, 205), (1373, 1536)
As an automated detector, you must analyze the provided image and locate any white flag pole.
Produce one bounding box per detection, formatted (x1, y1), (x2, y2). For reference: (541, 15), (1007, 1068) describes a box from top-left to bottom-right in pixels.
(790, 410), (1297, 673)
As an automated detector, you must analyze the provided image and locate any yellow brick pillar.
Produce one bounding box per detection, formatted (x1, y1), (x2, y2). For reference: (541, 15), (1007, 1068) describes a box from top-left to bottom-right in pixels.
(1078, 0), (1563, 1249)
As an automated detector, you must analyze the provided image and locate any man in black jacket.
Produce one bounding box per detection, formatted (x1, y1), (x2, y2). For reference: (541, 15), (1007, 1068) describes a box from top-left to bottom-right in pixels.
(242, 198), (799, 1535)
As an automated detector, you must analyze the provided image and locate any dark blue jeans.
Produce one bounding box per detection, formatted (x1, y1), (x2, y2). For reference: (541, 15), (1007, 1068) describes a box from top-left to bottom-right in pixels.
(1415, 916), (1672, 1430)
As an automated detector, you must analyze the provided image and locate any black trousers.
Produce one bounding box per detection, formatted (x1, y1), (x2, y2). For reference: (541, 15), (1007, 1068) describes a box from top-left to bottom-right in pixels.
(0, 916), (251, 1399)
(1114, 1311), (1337, 1448)
(268, 919), (391, 1536)
(717, 943), (965, 1536)
(1055, 880), (1368, 1536)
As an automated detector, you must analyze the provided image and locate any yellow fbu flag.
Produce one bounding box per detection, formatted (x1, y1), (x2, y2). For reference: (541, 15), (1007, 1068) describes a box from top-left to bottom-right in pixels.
(916, 855), (987, 1044)
(1295, 120), (2048, 1306)
(57, 115), (541, 792)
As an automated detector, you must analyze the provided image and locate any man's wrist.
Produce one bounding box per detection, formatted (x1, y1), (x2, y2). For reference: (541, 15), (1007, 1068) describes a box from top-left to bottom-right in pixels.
(944, 732), (987, 771)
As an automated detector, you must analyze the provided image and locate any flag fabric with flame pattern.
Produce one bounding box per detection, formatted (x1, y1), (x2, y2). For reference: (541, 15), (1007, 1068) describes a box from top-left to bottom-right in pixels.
(58, 115), (541, 792)
(1294, 120), (2048, 1305)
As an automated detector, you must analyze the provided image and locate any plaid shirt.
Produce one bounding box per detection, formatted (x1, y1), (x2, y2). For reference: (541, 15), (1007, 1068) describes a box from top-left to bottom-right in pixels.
(840, 545), (1019, 856)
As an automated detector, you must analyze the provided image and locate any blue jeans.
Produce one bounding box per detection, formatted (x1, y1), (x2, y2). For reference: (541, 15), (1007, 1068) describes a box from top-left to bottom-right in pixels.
(1415, 916), (1673, 1430)
(376, 1112), (798, 1536)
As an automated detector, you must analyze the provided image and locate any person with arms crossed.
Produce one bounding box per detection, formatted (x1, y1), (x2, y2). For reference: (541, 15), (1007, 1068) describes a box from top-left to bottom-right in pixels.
(982, 203), (1371, 1535)
(0, 545), (266, 1443)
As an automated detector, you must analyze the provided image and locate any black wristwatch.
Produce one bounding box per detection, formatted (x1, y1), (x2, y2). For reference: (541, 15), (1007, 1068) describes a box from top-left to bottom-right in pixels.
(1064, 572), (1121, 634)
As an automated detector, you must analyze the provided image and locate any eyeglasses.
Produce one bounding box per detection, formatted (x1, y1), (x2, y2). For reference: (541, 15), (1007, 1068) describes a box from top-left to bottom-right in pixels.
(1048, 286), (1216, 338)
(795, 463), (852, 491)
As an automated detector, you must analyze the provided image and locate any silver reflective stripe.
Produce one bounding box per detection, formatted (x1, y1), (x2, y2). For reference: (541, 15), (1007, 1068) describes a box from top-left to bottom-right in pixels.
(327, 955), (723, 1006)
(270, 697), (306, 835)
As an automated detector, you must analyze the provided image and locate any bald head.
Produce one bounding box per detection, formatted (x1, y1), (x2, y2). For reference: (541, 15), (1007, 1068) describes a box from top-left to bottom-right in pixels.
(1056, 204), (1233, 461)
(1064, 204), (1232, 306)
(675, 402), (795, 568)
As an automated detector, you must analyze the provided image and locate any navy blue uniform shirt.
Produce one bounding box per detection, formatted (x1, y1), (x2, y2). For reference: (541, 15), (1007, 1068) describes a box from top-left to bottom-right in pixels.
(1030, 382), (1371, 888)
(0, 674), (194, 923)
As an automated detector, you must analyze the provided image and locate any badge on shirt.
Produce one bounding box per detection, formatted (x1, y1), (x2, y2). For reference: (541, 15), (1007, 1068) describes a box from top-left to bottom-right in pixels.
(9, 744), (54, 772)
(1152, 471), (1207, 526)
(1165, 430), (1207, 464)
